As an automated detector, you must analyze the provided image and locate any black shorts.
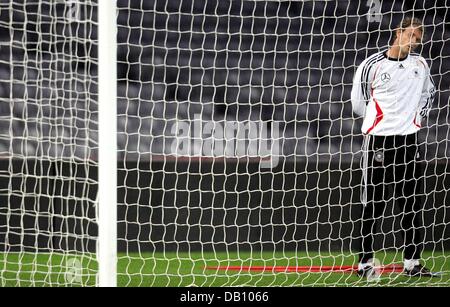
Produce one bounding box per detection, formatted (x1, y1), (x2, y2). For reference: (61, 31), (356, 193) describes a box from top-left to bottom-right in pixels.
(361, 133), (424, 206)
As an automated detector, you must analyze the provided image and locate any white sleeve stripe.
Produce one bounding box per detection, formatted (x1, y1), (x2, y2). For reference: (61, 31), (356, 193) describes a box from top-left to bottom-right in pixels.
(361, 54), (384, 101)
(421, 90), (435, 117)
(429, 75), (436, 87)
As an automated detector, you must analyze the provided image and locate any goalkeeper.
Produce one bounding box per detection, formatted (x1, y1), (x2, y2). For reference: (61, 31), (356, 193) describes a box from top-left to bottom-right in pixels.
(351, 17), (435, 277)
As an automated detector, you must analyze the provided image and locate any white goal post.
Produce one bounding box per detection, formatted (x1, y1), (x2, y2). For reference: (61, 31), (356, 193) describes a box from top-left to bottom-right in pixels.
(0, 0), (449, 287)
(97, 0), (117, 288)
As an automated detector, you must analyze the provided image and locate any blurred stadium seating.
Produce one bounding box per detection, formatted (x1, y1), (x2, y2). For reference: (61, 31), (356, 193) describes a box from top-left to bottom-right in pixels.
(0, 0), (449, 162)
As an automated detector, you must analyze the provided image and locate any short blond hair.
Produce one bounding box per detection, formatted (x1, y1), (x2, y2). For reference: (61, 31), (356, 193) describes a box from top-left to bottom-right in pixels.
(391, 17), (424, 45)
(399, 17), (424, 32)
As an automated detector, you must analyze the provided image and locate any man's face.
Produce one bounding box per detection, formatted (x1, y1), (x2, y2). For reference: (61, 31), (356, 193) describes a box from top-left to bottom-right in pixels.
(396, 26), (423, 54)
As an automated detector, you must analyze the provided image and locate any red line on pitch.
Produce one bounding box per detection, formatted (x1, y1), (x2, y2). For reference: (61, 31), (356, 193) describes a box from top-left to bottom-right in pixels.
(206, 264), (404, 275)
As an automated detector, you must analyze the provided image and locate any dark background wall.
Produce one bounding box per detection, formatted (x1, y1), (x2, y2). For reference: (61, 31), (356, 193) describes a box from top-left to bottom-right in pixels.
(0, 158), (448, 253)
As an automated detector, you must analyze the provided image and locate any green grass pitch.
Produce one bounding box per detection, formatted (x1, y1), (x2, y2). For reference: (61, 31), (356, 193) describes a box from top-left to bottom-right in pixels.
(1, 251), (449, 287)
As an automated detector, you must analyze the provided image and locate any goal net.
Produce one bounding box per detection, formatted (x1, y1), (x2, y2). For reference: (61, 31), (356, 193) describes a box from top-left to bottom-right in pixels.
(0, 0), (449, 287)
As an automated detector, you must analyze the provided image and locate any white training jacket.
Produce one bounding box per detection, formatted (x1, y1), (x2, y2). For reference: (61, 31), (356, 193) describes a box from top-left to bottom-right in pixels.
(351, 50), (435, 136)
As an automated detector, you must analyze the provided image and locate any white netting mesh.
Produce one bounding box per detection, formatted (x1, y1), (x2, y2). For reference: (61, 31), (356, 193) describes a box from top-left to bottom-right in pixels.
(0, 0), (97, 286)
